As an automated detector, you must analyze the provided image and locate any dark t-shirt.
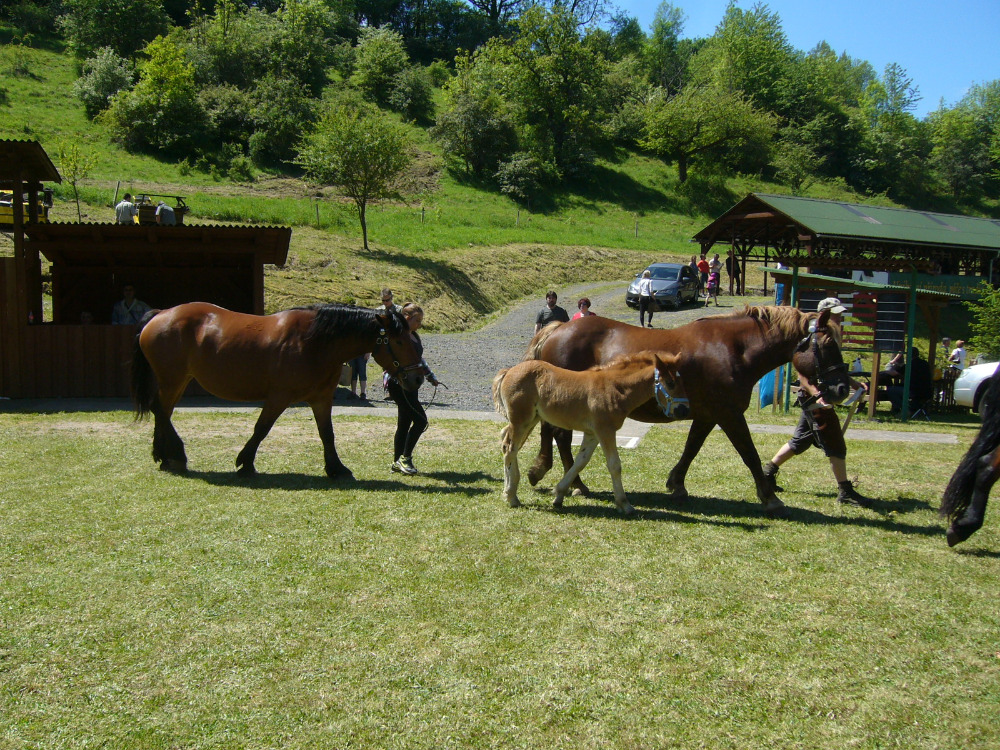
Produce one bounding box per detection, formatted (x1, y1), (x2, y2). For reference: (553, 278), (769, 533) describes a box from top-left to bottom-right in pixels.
(536, 304), (570, 328)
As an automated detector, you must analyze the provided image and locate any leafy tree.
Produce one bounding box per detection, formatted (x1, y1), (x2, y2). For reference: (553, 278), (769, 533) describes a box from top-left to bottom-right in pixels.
(432, 53), (517, 176)
(929, 105), (991, 199)
(711, 1), (793, 114)
(248, 74), (317, 167)
(73, 47), (136, 118)
(101, 34), (208, 155)
(2, 0), (64, 35)
(350, 25), (410, 107)
(642, 84), (777, 182)
(267, 0), (338, 96)
(297, 105), (413, 250)
(58, 0), (169, 58)
(56, 142), (96, 222)
(462, 0), (524, 34)
(389, 65), (435, 122)
(495, 151), (556, 207)
(642, 2), (689, 94)
(966, 281), (1000, 361)
(490, 5), (610, 173)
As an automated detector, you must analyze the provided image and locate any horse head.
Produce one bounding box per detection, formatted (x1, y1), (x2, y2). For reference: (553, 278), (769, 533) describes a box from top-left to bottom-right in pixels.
(373, 310), (425, 390)
(653, 352), (690, 419)
(792, 309), (850, 404)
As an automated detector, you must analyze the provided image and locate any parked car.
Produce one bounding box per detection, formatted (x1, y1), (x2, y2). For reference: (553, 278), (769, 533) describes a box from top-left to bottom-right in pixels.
(954, 361), (999, 412)
(625, 262), (700, 311)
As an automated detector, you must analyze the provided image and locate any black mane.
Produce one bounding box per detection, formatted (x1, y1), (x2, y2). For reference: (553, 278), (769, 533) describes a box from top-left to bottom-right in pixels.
(301, 303), (407, 341)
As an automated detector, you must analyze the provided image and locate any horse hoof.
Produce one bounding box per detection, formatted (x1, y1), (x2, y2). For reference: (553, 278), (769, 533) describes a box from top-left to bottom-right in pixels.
(947, 524), (974, 547)
(236, 465), (256, 477)
(328, 468), (354, 481)
(527, 466), (546, 486)
(159, 459), (187, 474)
(764, 499), (787, 518)
(507, 497), (521, 508)
(620, 504), (636, 516)
(552, 496), (564, 509)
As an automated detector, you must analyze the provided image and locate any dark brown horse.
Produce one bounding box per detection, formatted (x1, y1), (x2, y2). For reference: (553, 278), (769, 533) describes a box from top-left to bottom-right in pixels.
(525, 305), (850, 517)
(131, 302), (424, 477)
(941, 368), (1000, 546)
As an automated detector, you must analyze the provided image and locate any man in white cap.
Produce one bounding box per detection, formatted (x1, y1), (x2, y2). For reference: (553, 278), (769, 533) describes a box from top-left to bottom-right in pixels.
(762, 297), (876, 507)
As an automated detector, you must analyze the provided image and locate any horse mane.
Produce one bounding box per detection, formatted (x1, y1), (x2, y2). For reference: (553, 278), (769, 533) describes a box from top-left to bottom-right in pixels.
(523, 320), (565, 361)
(736, 305), (813, 338)
(302, 303), (406, 340)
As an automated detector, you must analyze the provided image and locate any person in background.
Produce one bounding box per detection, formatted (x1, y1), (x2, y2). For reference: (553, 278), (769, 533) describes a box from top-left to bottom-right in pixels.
(378, 288), (402, 315)
(704, 266), (720, 306)
(534, 291), (569, 334)
(111, 283), (151, 325)
(347, 352), (370, 401)
(115, 193), (136, 225)
(572, 297), (596, 320)
(637, 269), (654, 327)
(386, 303), (440, 475)
(949, 340), (967, 371)
(726, 248), (742, 295)
(155, 201), (176, 226)
(762, 297), (875, 508)
(697, 254), (710, 294)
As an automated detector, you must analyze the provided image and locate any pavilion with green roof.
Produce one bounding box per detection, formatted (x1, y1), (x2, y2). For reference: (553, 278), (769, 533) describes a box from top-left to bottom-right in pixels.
(695, 193), (1000, 283)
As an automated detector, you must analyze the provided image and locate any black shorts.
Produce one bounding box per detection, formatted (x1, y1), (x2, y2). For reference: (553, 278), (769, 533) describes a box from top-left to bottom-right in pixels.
(788, 406), (847, 460)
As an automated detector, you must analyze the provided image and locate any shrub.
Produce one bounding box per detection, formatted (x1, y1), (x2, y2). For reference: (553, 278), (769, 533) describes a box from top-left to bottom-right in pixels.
(389, 66), (434, 122)
(350, 26), (409, 107)
(73, 47), (135, 118)
(495, 152), (557, 206)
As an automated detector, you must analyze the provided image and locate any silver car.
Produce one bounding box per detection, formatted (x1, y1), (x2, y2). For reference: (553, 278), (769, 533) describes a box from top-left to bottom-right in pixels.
(625, 262), (700, 311)
(954, 361), (999, 412)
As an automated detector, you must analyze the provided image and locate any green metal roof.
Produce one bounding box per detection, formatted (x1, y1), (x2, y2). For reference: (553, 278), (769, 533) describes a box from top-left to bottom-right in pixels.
(754, 193), (1000, 250)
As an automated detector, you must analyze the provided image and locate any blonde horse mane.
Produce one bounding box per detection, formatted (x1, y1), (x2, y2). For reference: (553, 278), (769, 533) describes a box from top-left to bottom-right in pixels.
(523, 321), (564, 361)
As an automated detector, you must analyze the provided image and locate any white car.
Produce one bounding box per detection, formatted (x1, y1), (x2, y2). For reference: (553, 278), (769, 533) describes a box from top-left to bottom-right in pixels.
(953, 361), (999, 412)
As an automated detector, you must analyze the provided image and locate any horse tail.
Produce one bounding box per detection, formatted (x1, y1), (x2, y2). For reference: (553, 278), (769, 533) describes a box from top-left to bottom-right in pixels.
(941, 371), (1000, 520)
(523, 321), (564, 361)
(492, 368), (510, 420)
(130, 310), (161, 421)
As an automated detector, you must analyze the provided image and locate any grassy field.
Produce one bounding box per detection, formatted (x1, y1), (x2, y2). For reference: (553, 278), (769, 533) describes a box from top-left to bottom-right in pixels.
(1, 407), (997, 749)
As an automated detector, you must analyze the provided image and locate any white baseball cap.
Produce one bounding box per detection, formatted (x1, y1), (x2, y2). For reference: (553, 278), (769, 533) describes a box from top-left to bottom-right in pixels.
(817, 297), (846, 314)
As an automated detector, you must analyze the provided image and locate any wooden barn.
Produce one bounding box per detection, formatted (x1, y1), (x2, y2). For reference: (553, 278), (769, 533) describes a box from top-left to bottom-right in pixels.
(0, 140), (291, 399)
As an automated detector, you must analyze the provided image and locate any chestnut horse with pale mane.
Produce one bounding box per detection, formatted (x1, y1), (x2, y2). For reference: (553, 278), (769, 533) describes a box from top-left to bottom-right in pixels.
(524, 305), (849, 517)
(493, 351), (689, 515)
(131, 302), (425, 478)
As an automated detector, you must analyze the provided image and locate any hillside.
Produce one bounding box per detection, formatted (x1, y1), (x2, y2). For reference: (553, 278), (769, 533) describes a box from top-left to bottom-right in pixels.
(0, 37), (959, 333)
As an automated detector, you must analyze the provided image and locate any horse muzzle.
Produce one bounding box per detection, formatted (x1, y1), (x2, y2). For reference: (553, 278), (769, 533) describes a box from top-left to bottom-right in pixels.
(654, 381), (690, 419)
(397, 367), (425, 391)
(822, 382), (849, 404)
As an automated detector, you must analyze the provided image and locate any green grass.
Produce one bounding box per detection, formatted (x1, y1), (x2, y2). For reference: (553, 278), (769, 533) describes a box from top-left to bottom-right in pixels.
(1, 408), (998, 748)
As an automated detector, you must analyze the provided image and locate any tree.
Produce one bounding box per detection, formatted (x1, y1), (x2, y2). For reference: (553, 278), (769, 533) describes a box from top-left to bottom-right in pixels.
(58, 0), (169, 58)
(297, 106), (413, 250)
(101, 34), (208, 155)
(56, 142), (96, 222)
(350, 25), (410, 107)
(642, 84), (777, 182)
(711, 1), (793, 113)
(489, 5), (610, 173)
(966, 281), (1000, 361)
(73, 46), (135, 118)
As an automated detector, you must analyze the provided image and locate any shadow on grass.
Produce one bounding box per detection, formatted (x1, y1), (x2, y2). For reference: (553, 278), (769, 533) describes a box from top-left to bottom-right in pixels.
(183, 468), (495, 495)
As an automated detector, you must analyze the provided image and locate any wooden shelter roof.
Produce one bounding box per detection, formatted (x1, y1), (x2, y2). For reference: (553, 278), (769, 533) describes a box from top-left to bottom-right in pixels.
(24, 222), (291, 266)
(0, 139), (62, 184)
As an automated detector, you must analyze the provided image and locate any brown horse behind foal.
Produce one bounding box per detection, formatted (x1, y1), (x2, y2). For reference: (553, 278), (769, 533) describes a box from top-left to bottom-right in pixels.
(132, 302), (424, 478)
(525, 306), (849, 517)
(493, 352), (688, 515)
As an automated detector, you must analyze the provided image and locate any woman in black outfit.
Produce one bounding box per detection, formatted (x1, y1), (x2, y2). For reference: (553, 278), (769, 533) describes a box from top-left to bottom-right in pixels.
(386, 303), (439, 475)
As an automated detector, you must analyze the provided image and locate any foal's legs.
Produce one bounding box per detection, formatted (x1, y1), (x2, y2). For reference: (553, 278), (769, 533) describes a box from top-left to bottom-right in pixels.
(311, 397), (353, 479)
(501, 417), (538, 507)
(948, 447), (1000, 546)
(235, 398), (287, 476)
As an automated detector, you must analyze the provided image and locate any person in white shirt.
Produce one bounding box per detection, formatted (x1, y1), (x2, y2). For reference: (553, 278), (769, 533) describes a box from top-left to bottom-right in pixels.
(949, 340), (967, 370)
(637, 269), (654, 328)
(115, 193), (136, 224)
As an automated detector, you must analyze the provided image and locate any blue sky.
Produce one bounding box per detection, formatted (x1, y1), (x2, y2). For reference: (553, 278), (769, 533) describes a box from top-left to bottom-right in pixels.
(611, 0), (1000, 119)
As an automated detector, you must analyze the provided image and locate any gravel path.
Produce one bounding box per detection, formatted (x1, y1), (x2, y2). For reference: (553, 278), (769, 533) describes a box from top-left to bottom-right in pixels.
(400, 281), (762, 413)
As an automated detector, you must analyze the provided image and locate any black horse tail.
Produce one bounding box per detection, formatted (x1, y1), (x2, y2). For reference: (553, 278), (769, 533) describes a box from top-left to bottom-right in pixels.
(130, 309), (161, 421)
(941, 370), (1000, 520)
